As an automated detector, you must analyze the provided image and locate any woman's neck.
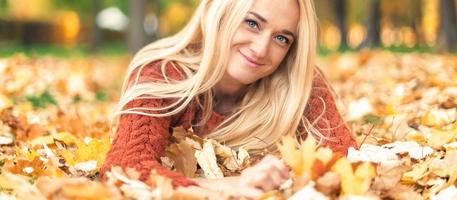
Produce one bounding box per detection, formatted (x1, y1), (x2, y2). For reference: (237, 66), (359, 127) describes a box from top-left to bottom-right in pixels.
(213, 74), (248, 115)
(215, 73), (248, 99)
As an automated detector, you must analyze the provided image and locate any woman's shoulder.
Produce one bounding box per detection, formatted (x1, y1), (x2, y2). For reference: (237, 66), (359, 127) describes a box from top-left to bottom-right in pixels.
(311, 66), (329, 89)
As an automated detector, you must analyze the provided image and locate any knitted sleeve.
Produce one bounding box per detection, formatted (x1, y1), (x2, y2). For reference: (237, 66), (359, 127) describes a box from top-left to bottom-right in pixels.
(301, 69), (357, 155)
(100, 61), (196, 187)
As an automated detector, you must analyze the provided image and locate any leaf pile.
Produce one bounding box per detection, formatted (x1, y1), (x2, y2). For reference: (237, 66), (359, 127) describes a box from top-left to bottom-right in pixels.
(1, 52), (457, 199)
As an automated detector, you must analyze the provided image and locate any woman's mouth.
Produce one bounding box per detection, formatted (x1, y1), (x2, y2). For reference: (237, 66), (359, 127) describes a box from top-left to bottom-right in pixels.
(239, 50), (263, 68)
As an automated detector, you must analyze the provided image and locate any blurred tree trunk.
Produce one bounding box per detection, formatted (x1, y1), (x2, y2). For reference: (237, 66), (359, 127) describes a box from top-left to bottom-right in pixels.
(128, 0), (148, 54)
(412, 0), (424, 45)
(439, 0), (457, 52)
(359, 0), (381, 48)
(90, 0), (102, 52)
(333, 0), (348, 50)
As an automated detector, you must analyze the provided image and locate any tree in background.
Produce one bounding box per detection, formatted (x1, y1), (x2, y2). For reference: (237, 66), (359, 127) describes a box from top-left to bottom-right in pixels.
(127, 0), (148, 54)
(90, 0), (102, 51)
(439, 0), (457, 52)
(333, 0), (348, 50)
(360, 0), (381, 48)
(411, 0), (425, 45)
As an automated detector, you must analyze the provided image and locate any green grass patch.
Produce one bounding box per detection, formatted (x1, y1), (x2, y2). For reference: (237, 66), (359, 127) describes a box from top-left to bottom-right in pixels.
(0, 41), (128, 58)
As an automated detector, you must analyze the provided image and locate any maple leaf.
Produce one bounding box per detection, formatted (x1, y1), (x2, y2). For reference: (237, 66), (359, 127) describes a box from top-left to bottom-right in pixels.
(165, 137), (200, 177)
(278, 135), (336, 180)
(61, 136), (110, 168)
(277, 136), (304, 176)
(3, 156), (50, 177)
(331, 158), (376, 196)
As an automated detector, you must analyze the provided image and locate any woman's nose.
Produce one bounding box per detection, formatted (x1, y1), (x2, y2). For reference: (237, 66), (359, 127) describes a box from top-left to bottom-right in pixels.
(250, 33), (270, 59)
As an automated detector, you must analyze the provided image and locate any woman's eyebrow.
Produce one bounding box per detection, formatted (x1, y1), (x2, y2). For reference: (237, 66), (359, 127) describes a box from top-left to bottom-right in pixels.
(248, 11), (296, 40)
(248, 11), (267, 23)
(282, 30), (296, 40)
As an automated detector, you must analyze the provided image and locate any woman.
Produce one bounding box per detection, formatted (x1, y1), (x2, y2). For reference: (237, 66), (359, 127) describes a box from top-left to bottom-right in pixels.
(101, 0), (356, 196)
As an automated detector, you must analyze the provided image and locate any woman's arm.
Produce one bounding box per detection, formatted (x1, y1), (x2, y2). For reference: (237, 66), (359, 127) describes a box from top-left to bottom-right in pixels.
(302, 69), (357, 155)
(100, 61), (196, 187)
(100, 98), (196, 187)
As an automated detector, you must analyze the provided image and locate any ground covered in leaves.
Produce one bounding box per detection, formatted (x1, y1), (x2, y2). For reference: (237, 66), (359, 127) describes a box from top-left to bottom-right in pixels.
(0, 52), (457, 199)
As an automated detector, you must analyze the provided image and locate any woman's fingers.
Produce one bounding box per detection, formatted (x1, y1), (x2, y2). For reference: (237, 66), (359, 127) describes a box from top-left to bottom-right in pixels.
(239, 155), (291, 192)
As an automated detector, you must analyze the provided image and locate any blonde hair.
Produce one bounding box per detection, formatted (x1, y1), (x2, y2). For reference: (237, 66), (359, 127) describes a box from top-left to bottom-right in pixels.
(114, 0), (321, 153)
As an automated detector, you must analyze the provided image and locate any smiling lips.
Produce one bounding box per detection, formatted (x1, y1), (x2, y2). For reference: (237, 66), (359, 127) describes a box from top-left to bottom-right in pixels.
(239, 50), (263, 68)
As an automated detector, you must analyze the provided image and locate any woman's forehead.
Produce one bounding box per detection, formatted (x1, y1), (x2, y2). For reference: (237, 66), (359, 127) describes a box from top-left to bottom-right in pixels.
(248, 0), (300, 31)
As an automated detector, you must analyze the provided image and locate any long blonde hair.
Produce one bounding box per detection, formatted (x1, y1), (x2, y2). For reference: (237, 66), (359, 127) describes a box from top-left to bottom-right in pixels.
(115, 0), (320, 153)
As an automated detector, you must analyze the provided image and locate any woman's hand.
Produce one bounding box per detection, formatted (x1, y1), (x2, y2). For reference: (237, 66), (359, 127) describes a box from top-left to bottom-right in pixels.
(189, 155), (290, 199)
(240, 155), (290, 191)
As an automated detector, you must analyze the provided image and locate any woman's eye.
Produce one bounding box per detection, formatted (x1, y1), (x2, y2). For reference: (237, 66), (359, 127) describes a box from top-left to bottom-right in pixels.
(245, 19), (259, 30)
(275, 35), (290, 45)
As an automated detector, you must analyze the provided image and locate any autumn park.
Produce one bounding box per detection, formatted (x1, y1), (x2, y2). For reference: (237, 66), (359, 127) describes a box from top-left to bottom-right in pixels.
(0, 0), (457, 199)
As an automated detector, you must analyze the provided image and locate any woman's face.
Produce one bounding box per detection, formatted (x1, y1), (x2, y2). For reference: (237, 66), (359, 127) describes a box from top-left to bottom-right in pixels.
(225, 0), (299, 85)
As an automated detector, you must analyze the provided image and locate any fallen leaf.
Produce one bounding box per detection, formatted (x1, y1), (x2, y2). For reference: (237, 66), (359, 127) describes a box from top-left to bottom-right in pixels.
(36, 176), (120, 200)
(331, 158), (376, 196)
(372, 160), (408, 191)
(401, 158), (433, 184)
(195, 140), (224, 178)
(165, 137), (200, 177)
(0, 172), (46, 200)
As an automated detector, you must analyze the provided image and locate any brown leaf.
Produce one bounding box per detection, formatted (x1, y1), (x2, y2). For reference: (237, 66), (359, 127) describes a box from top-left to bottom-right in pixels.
(165, 138), (199, 177)
(372, 160), (408, 191)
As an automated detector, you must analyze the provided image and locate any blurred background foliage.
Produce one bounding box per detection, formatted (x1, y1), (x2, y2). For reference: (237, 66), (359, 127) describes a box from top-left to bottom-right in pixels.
(0, 0), (455, 57)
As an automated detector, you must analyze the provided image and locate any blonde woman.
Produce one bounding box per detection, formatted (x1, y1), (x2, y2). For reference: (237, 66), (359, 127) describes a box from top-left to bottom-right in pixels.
(101, 0), (356, 196)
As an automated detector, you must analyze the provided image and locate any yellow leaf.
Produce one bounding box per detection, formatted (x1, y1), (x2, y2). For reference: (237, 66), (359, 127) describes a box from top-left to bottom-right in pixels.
(29, 131), (78, 147)
(427, 124), (457, 148)
(421, 108), (456, 127)
(277, 136), (303, 176)
(331, 158), (375, 195)
(316, 147), (333, 165)
(16, 147), (40, 161)
(61, 149), (76, 166)
(62, 137), (110, 167)
(0, 93), (12, 110)
(354, 162), (376, 194)
(300, 136), (317, 176)
(401, 158), (432, 184)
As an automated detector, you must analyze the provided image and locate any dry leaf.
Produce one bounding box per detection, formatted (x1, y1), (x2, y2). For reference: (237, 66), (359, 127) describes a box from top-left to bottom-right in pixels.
(165, 137), (200, 177)
(36, 177), (120, 200)
(372, 160), (408, 191)
(430, 185), (457, 200)
(401, 158), (433, 184)
(0, 172), (46, 200)
(195, 140), (224, 178)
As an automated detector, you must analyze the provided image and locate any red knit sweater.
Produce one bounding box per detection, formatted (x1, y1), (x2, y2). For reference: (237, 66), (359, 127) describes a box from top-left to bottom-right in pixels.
(100, 61), (357, 187)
